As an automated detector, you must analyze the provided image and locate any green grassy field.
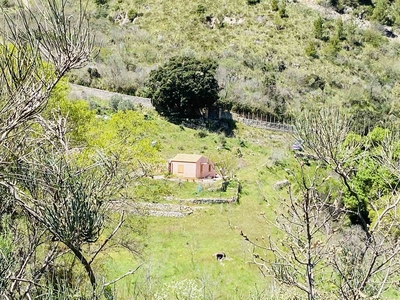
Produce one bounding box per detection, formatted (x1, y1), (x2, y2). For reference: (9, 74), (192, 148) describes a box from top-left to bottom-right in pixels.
(90, 108), (294, 299)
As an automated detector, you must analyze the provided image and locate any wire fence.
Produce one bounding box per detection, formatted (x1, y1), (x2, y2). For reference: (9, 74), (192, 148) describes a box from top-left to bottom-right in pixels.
(231, 112), (398, 135)
(232, 112), (295, 132)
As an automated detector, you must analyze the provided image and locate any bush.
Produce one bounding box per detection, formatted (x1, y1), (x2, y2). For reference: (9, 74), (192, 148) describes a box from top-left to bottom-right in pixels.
(279, 1), (288, 18)
(110, 95), (122, 111)
(117, 99), (135, 111)
(88, 67), (101, 79)
(271, 0), (279, 11)
(305, 42), (318, 58)
(196, 130), (208, 138)
(127, 9), (138, 22)
(314, 17), (324, 40)
(196, 4), (206, 14)
(95, 0), (108, 5)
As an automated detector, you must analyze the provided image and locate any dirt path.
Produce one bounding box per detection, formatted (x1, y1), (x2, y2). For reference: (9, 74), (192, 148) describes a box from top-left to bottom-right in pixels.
(69, 83), (153, 108)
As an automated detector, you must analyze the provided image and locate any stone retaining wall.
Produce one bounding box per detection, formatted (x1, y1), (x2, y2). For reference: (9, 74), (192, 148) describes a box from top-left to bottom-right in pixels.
(181, 197), (238, 204)
(110, 201), (195, 218)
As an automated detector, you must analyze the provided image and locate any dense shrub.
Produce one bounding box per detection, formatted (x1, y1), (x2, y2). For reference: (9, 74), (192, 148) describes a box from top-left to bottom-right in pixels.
(110, 95), (122, 111)
(145, 56), (219, 118)
(127, 9), (138, 22)
(305, 42), (318, 58)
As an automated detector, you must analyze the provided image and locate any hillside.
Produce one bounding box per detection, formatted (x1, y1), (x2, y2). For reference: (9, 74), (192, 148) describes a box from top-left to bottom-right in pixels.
(64, 1), (400, 298)
(2, 0), (400, 299)
(69, 0), (400, 128)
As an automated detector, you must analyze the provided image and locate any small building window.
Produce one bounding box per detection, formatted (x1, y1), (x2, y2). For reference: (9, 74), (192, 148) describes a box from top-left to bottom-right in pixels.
(208, 165), (211, 172)
(200, 164), (204, 173)
(178, 164), (184, 173)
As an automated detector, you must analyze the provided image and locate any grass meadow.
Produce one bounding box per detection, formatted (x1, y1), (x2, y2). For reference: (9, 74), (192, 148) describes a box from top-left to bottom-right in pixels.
(87, 107), (295, 299)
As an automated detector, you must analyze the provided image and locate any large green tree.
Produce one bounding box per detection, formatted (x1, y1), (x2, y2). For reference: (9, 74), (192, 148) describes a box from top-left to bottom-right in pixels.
(145, 56), (219, 117)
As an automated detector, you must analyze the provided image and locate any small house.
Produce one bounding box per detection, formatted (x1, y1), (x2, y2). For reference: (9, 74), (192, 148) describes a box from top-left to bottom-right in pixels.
(168, 154), (216, 179)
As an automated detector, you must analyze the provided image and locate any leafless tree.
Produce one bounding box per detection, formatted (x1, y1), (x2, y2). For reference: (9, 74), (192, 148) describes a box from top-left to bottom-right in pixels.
(0, 0), (96, 142)
(243, 159), (340, 300)
(244, 108), (400, 299)
(211, 153), (240, 192)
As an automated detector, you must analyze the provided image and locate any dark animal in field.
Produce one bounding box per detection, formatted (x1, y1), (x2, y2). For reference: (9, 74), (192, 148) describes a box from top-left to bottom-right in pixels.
(213, 252), (226, 261)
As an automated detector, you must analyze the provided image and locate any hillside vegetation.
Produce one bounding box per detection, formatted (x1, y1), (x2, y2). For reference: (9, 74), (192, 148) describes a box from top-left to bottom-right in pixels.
(78, 103), (295, 299)
(39, 82), (293, 298)
(60, 95), (400, 299)
(1, 0), (400, 299)
(70, 0), (400, 127)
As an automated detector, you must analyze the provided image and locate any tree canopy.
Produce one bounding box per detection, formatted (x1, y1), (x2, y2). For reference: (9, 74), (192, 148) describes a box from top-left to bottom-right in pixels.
(145, 56), (219, 118)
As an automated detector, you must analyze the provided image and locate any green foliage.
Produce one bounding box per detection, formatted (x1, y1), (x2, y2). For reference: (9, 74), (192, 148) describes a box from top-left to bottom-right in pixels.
(195, 4), (206, 14)
(32, 158), (106, 248)
(305, 74), (325, 90)
(325, 35), (341, 57)
(305, 42), (318, 58)
(103, 286), (114, 300)
(110, 95), (123, 111)
(95, 0), (108, 6)
(263, 72), (277, 97)
(279, 0), (288, 18)
(132, 178), (173, 202)
(117, 99), (135, 111)
(336, 18), (346, 41)
(341, 127), (398, 224)
(271, 0), (279, 11)
(110, 95), (135, 111)
(66, 0), (400, 127)
(154, 279), (203, 299)
(366, 126), (388, 146)
(372, 0), (394, 25)
(363, 28), (387, 47)
(86, 110), (163, 174)
(395, 0), (400, 25)
(195, 129), (208, 138)
(145, 56), (219, 118)
(94, 4), (109, 19)
(88, 67), (101, 79)
(127, 9), (138, 22)
(45, 80), (96, 144)
(314, 17), (325, 40)
(342, 155), (396, 222)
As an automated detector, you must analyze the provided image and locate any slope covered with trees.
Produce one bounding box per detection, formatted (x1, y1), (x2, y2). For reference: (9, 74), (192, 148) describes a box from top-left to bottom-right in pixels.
(68, 0), (400, 129)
